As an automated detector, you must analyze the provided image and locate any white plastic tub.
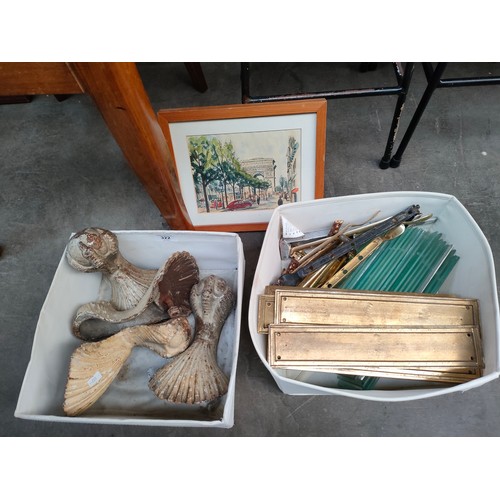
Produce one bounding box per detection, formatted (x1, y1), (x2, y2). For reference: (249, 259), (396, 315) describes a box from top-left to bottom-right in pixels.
(249, 191), (500, 401)
(16, 230), (244, 427)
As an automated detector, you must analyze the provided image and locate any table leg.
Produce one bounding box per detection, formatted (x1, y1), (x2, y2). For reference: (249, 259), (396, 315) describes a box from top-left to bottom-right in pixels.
(68, 62), (193, 230)
(389, 62), (448, 168)
(379, 63), (415, 169)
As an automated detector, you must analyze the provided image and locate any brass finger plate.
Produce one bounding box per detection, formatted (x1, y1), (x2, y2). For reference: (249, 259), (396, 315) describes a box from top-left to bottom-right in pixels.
(274, 289), (479, 329)
(268, 325), (481, 368)
(257, 295), (275, 333)
(259, 286), (315, 333)
(257, 288), (478, 333)
(282, 366), (479, 384)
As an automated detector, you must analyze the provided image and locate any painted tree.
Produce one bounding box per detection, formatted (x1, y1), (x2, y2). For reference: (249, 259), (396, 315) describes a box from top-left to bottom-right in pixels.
(235, 169), (255, 200)
(278, 175), (288, 193)
(188, 136), (219, 213)
(254, 177), (270, 198)
(227, 163), (243, 201)
(211, 140), (241, 208)
(286, 136), (299, 195)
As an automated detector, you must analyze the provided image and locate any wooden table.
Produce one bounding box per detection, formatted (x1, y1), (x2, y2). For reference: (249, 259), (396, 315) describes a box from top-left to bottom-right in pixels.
(0, 62), (193, 230)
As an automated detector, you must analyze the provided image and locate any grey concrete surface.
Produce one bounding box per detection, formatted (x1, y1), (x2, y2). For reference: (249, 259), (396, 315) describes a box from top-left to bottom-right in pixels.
(1, 62), (499, 436)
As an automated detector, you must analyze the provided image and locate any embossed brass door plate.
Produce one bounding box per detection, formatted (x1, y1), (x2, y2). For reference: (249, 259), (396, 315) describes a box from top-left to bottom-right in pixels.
(258, 288), (479, 334)
(258, 288), (483, 383)
(268, 323), (480, 359)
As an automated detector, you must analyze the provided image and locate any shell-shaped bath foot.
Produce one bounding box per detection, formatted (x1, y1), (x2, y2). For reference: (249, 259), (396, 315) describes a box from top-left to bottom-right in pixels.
(64, 317), (191, 416)
(66, 227), (119, 273)
(149, 275), (235, 404)
(157, 251), (199, 317)
(66, 227), (158, 311)
(149, 340), (229, 404)
(71, 250), (199, 341)
(68, 232), (200, 341)
(190, 274), (235, 333)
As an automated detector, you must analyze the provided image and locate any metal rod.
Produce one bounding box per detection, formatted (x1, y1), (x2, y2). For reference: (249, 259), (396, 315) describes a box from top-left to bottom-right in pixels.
(243, 86), (403, 103)
(422, 62), (435, 82)
(240, 62), (251, 103)
(240, 62), (407, 103)
(422, 63), (500, 87)
(393, 62), (404, 85)
(379, 62), (415, 169)
(438, 76), (500, 87)
(389, 62), (448, 168)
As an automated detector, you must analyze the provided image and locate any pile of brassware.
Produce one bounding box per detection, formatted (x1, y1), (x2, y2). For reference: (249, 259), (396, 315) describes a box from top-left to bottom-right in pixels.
(258, 204), (484, 390)
(63, 227), (235, 416)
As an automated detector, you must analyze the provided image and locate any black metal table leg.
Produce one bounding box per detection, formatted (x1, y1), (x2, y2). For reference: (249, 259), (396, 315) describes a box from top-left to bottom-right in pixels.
(241, 62), (251, 103)
(389, 62), (448, 168)
(379, 63), (415, 169)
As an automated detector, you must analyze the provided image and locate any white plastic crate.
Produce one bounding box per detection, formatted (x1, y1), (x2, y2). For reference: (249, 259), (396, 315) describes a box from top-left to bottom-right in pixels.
(249, 191), (500, 401)
(16, 230), (244, 427)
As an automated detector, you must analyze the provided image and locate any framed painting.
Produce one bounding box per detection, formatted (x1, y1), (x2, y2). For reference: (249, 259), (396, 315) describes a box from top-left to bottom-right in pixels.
(157, 99), (327, 231)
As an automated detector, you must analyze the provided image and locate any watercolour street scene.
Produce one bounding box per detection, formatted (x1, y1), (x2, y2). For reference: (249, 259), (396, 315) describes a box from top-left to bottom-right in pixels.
(186, 129), (301, 214)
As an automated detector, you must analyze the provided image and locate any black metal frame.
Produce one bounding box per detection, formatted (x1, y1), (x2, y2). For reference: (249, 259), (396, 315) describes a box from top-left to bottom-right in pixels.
(241, 62), (412, 102)
(387, 63), (500, 168)
(240, 62), (415, 170)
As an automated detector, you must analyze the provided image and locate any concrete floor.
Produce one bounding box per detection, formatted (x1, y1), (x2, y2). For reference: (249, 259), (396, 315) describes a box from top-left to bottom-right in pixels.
(1, 62), (499, 436)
